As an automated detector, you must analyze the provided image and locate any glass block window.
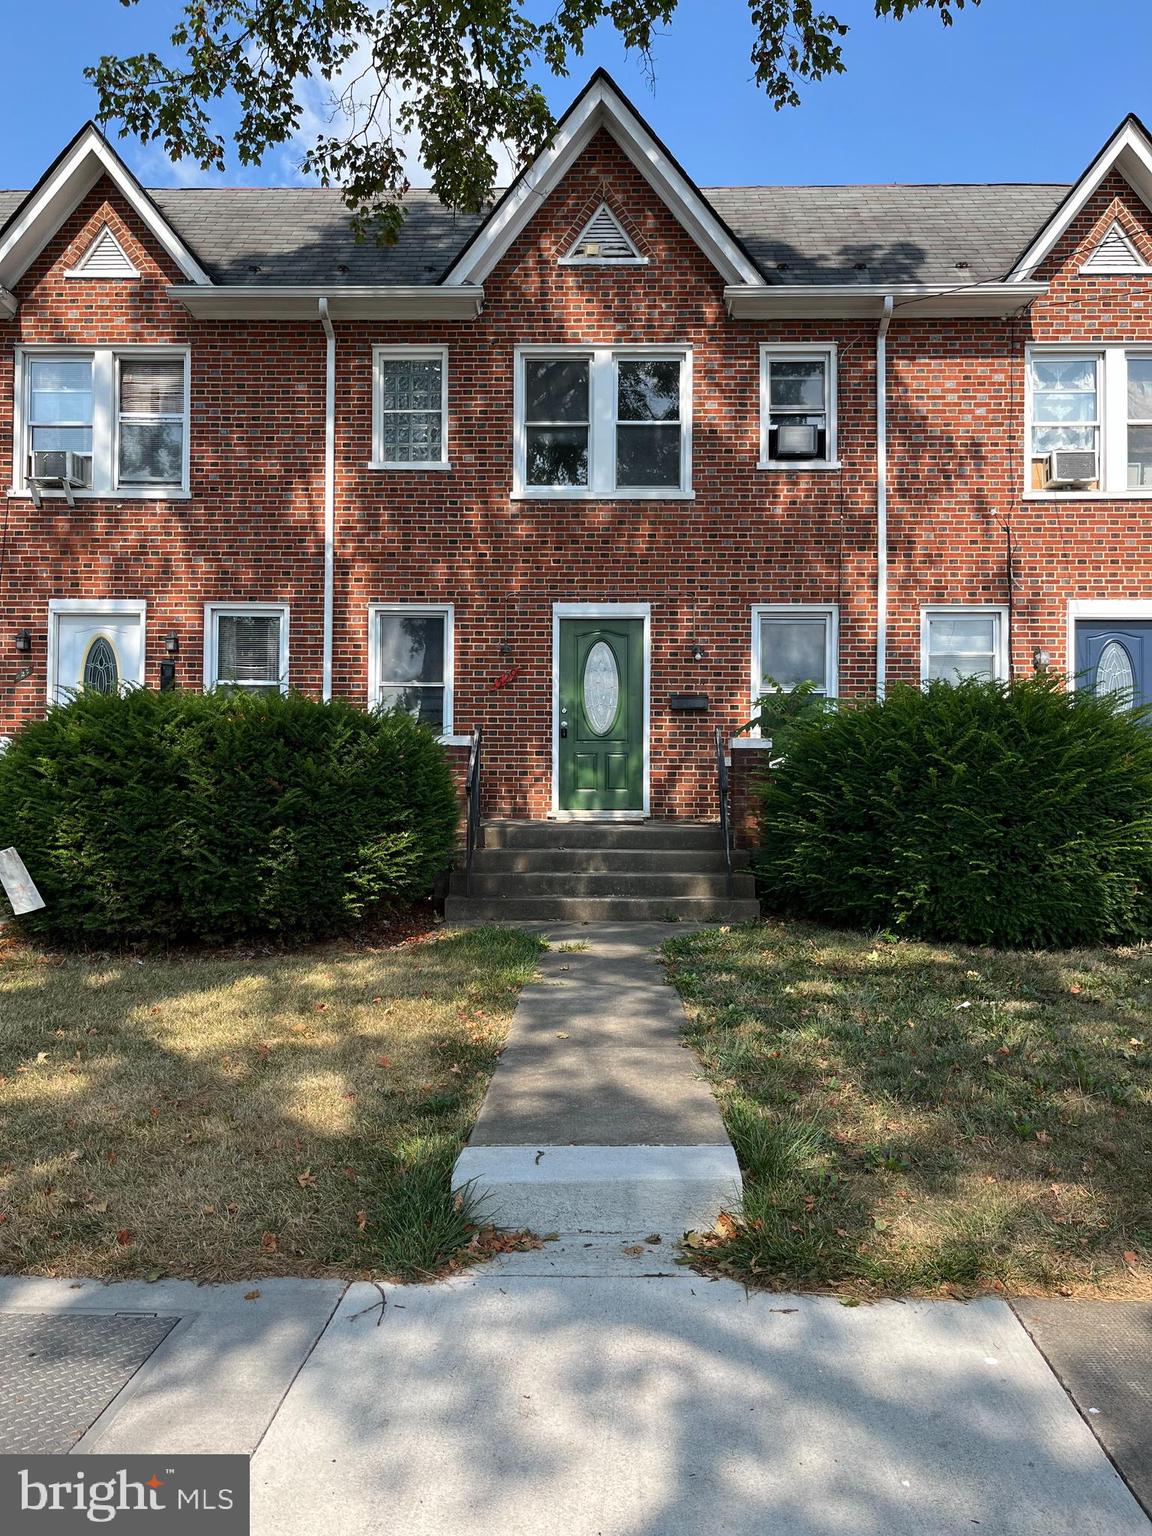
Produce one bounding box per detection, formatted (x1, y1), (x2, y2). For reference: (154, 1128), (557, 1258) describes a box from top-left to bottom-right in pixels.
(922, 609), (1006, 683)
(375, 350), (447, 466)
(210, 608), (287, 691)
(118, 358), (185, 487)
(373, 608), (451, 733)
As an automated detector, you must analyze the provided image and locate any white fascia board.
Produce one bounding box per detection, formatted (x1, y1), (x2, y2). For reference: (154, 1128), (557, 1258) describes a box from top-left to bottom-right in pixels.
(167, 284), (484, 320)
(0, 126), (211, 290)
(443, 77), (764, 289)
(725, 282), (1047, 319)
(1008, 118), (1152, 282)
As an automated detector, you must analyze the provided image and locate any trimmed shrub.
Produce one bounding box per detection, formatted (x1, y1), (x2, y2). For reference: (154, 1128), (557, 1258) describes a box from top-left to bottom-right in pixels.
(0, 688), (459, 945)
(757, 675), (1152, 948)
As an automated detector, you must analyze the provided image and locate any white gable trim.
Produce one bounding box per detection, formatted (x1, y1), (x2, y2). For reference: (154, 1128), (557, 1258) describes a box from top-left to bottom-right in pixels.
(0, 124), (211, 290)
(443, 74), (764, 289)
(1080, 218), (1150, 274)
(65, 221), (140, 279)
(559, 202), (646, 266)
(1009, 116), (1152, 282)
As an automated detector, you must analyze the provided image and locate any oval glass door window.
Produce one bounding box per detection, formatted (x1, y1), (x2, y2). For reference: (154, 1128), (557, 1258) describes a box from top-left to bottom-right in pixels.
(583, 641), (620, 735)
(1096, 640), (1135, 704)
(83, 636), (119, 694)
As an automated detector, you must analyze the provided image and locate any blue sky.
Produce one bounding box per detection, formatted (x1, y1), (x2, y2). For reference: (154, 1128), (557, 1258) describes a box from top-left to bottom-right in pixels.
(2, 0), (1151, 191)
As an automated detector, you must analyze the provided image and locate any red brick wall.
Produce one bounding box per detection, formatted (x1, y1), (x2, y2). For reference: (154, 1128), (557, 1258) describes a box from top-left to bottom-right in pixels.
(4, 142), (1152, 823)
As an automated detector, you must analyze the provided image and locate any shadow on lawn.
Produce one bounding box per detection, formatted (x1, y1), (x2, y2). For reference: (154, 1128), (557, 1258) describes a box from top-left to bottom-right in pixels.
(664, 923), (1152, 1294)
(0, 927), (543, 1282)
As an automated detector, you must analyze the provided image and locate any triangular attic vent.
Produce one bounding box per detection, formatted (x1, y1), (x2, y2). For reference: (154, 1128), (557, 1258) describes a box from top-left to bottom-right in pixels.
(66, 223), (139, 279)
(562, 203), (645, 265)
(1081, 219), (1149, 274)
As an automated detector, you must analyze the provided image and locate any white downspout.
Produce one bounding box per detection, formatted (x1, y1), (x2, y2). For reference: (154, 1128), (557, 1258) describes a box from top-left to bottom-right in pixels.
(875, 295), (894, 700)
(319, 298), (335, 702)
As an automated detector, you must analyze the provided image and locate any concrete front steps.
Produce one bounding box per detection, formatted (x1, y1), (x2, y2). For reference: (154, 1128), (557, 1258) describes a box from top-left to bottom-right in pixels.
(445, 819), (759, 924)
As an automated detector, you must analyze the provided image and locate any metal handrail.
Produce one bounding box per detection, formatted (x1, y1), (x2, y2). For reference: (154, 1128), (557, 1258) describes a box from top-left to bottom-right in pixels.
(715, 724), (733, 899)
(464, 725), (482, 896)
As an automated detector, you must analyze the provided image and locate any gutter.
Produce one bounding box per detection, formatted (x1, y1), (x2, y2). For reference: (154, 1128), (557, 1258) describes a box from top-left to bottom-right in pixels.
(876, 295), (894, 701)
(168, 284), (483, 321)
(725, 281), (1046, 320)
(318, 298), (335, 702)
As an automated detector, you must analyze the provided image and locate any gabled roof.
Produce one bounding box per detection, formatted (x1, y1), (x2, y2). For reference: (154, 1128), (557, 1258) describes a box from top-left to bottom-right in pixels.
(442, 68), (765, 289)
(1007, 114), (1152, 281)
(0, 122), (211, 290)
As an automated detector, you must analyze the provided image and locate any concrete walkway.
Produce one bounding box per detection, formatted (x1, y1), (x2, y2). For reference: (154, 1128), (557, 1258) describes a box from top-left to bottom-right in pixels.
(453, 924), (741, 1233)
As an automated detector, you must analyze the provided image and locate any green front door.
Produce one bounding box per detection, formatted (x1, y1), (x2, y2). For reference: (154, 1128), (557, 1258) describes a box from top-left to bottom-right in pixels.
(558, 618), (645, 813)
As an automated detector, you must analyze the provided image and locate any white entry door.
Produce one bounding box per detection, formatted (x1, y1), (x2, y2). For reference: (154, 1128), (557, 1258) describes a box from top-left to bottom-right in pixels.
(50, 604), (146, 705)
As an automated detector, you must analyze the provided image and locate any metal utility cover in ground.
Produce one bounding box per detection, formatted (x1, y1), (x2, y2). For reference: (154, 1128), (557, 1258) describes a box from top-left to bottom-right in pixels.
(0, 1313), (178, 1453)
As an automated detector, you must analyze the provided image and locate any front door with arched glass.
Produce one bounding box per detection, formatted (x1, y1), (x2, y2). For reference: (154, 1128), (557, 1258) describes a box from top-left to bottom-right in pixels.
(1074, 619), (1152, 713)
(557, 617), (645, 813)
(50, 604), (146, 705)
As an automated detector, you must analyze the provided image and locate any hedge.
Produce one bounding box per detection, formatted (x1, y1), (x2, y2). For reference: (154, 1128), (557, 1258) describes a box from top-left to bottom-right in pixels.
(0, 688), (459, 945)
(756, 675), (1152, 948)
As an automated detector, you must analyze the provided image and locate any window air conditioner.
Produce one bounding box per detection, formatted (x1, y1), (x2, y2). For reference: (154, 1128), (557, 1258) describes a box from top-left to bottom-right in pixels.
(28, 449), (90, 507)
(775, 423), (820, 458)
(1045, 449), (1096, 487)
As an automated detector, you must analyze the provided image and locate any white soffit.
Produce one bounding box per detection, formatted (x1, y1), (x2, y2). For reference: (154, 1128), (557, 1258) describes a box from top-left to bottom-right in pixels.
(443, 71), (764, 289)
(0, 123), (211, 290)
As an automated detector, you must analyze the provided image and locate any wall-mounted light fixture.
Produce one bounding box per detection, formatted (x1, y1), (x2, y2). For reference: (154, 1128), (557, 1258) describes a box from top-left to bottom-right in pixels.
(1032, 647), (1052, 673)
(689, 639), (706, 663)
(14, 629), (31, 654)
(164, 632), (180, 655)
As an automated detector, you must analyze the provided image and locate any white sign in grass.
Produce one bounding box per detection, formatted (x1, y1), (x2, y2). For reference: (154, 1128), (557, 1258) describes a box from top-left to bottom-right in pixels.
(0, 848), (45, 915)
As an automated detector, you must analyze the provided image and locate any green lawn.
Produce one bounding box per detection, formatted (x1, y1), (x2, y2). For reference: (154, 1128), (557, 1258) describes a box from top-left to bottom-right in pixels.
(0, 925), (543, 1282)
(664, 922), (1152, 1297)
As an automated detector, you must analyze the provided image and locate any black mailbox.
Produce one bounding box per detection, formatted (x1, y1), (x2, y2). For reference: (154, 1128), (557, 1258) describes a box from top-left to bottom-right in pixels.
(669, 693), (708, 712)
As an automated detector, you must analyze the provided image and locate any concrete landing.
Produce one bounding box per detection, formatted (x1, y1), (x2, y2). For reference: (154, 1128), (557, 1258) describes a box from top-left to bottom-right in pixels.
(454, 924), (740, 1233)
(251, 1276), (1150, 1536)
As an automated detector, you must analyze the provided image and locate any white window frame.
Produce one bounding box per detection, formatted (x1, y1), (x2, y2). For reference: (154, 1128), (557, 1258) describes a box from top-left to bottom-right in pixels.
(203, 602), (290, 694)
(370, 345), (449, 470)
(1025, 343), (1152, 499)
(366, 602), (457, 740)
(513, 344), (693, 499)
(919, 605), (1009, 685)
(759, 344), (839, 470)
(750, 604), (839, 733)
(12, 344), (191, 499)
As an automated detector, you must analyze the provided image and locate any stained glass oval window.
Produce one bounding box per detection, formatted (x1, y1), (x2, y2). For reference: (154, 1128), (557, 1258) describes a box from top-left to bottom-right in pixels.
(83, 636), (119, 694)
(583, 641), (620, 735)
(1096, 640), (1135, 704)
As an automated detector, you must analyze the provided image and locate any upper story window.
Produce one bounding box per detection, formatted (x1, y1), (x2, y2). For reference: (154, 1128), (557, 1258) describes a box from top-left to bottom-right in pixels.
(204, 604), (289, 693)
(372, 346), (448, 469)
(760, 345), (838, 469)
(1027, 345), (1152, 495)
(16, 346), (189, 498)
(514, 346), (692, 498)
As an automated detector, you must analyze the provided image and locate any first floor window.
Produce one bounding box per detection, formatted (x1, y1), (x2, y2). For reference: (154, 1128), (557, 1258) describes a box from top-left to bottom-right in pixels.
(207, 605), (288, 692)
(373, 347), (448, 467)
(753, 606), (837, 698)
(517, 348), (689, 495)
(921, 607), (1006, 683)
(20, 347), (188, 495)
(371, 606), (452, 733)
(760, 346), (836, 466)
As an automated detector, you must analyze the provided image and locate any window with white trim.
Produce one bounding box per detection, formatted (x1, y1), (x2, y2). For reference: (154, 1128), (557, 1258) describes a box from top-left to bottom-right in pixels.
(1026, 345), (1152, 494)
(752, 605), (838, 701)
(17, 347), (189, 496)
(372, 347), (448, 467)
(370, 605), (453, 734)
(205, 604), (289, 693)
(515, 347), (691, 496)
(921, 607), (1007, 684)
(760, 345), (837, 468)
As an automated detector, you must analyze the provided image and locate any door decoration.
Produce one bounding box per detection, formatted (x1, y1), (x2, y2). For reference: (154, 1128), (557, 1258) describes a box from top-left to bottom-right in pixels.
(1095, 640), (1135, 703)
(582, 641), (619, 735)
(82, 636), (119, 694)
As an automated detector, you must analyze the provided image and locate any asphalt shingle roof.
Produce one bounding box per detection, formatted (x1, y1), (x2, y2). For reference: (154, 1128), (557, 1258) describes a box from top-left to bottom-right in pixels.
(0, 181), (1072, 287)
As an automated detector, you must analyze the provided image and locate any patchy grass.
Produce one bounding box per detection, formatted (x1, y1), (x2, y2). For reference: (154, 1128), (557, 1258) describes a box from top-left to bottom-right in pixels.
(0, 925), (544, 1282)
(663, 922), (1152, 1297)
